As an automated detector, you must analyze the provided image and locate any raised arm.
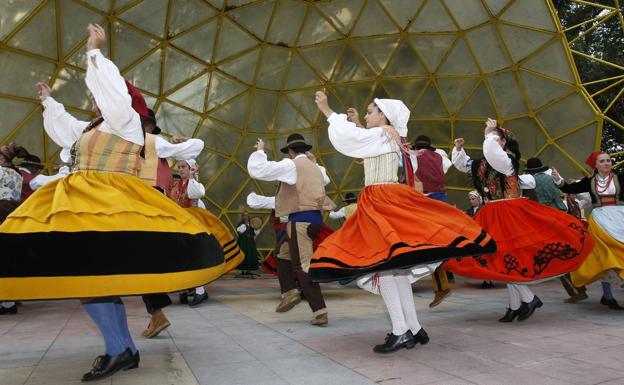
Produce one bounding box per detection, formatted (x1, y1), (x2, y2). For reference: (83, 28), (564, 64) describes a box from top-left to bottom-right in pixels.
(451, 138), (472, 174)
(483, 133), (514, 176)
(246, 192), (276, 210)
(315, 91), (397, 158)
(154, 135), (204, 159)
(84, 24), (143, 145)
(37, 83), (88, 149)
(247, 139), (297, 184)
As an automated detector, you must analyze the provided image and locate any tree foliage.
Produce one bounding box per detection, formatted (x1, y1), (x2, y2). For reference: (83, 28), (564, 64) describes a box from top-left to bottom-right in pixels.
(553, 0), (624, 168)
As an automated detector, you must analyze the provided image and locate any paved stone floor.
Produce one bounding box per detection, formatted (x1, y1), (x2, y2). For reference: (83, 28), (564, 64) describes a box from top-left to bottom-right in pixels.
(2, 275), (624, 385)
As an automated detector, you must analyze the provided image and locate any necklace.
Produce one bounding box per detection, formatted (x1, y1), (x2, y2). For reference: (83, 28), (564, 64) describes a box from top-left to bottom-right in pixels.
(595, 173), (613, 194)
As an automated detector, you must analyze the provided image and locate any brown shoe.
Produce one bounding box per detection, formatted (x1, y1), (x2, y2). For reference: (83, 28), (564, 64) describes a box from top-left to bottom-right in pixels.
(142, 310), (171, 339)
(310, 313), (328, 326)
(429, 289), (451, 308)
(275, 292), (301, 313)
(564, 292), (588, 304)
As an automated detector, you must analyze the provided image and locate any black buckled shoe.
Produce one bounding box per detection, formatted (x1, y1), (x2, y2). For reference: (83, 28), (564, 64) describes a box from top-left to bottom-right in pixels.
(373, 331), (415, 354)
(600, 296), (624, 310)
(413, 328), (430, 345)
(0, 304), (17, 315)
(82, 348), (135, 382)
(123, 350), (140, 371)
(498, 305), (525, 323)
(189, 292), (208, 307)
(517, 296), (543, 321)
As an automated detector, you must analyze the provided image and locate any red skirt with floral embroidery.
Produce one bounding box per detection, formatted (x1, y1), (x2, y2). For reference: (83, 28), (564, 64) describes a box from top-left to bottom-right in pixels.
(443, 198), (594, 282)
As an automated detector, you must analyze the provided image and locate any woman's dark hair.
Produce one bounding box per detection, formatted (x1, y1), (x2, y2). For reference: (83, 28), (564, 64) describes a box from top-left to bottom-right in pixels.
(371, 102), (390, 125)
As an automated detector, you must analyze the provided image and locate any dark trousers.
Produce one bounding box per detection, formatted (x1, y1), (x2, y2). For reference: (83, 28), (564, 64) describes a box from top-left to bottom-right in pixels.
(142, 293), (172, 315)
(560, 273), (586, 297)
(277, 222), (326, 313)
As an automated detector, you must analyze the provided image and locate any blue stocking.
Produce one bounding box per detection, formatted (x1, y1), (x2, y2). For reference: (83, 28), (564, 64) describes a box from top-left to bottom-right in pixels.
(114, 301), (137, 354)
(82, 302), (126, 356)
(602, 281), (614, 300)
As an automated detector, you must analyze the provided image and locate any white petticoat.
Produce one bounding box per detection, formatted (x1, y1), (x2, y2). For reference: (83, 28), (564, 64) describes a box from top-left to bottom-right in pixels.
(357, 262), (441, 295)
(592, 206), (624, 243)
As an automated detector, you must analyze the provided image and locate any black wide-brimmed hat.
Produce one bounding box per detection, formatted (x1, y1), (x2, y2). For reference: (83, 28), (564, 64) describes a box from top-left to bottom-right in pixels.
(343, 192), (357, 204)
(144, 109), (161, 135)
(413, 135), (435, 150)
(280, 133), (312, 154)
(525, 157), (549, 174)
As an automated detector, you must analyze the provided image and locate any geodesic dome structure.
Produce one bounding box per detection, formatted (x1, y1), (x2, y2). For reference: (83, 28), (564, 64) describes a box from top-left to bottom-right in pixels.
(0, 0), (614, 254)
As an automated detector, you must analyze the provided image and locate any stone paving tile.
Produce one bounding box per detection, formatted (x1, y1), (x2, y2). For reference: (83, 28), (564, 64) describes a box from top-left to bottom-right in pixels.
(0, 366), (34, 385)
(462, 366), (570, 385)
(353, 358), (456, 385)
(398, 343), (506, 377)
(519, 357), (624, 385)
(2, 277), (624, 385)
(191, 360), (285, 385)
(568, 345), (624, 371)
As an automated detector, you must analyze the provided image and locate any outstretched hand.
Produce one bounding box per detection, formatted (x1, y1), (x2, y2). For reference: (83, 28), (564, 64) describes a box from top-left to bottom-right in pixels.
(255, 138), (265, 152)
(314, 91), (333, 118)
(484, 118), (497, 135)
(86, 23), (106, 51)
(346, 107), (363, 128)
(454, 138), (465, 151)
(380, 124), (400, 145)
(551, 167), (561, 183)
(35, 82), (52, 101)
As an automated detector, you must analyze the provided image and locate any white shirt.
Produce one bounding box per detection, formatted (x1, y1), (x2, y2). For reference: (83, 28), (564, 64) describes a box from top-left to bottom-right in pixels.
(247, 151), (330, 186)
(154, 135), (204, 160)
(30, 166), (70, 191)
(247, 192), (276, 209)
(329, 207), (346, 220)
(327, 113), (418, 170)
(42, 48), (144, 149)
(451, 134), (535, 189)
(186, 178), (205, 200)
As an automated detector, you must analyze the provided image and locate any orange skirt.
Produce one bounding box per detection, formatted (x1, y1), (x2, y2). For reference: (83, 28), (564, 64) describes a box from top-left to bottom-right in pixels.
(309, 184), (496, 282)
(443, 198), (594, 282)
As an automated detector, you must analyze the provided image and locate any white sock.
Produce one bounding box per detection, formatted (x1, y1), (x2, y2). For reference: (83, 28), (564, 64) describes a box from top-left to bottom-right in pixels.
(507, 284), (521, 310)
(195, 286), (205, 295)
(516, 284), (534, 303)
(395, 275), (421, 334)
(1, 302), (15, 308)
(379, 274), (408, 336)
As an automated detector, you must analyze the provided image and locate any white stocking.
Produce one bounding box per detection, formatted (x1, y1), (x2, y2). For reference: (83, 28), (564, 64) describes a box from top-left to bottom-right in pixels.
(395, 275), (421, 334)
(516, 284), (534, 303)
(379, 274), (408, 335)
(506, 284), (521, 310)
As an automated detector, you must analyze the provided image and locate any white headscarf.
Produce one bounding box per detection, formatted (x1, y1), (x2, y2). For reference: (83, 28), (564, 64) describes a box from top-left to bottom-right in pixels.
(373, 98), (410, 137)
(178, 158), (197, 168)
(468, 190), (483, 204)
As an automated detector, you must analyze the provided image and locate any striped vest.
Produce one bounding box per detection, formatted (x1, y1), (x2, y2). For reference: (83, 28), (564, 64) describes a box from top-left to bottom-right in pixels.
(363, 152), (399, 186)
(72, 130), (142, 175)
(138, 134), (173, 194)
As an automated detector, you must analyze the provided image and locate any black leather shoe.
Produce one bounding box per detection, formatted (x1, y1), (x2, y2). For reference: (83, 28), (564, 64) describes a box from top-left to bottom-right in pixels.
(82, 348), (135, 382)
(600, 296), (624, 310)
(498, 305), (525, 322)
(373, 331), (415, 353)
(480, 281), (495, 289)
(0, 304), (17, 315)
(413, 328), (430, 345)
(189, 292), (208, 307)
(517, 296), (543, 321)
(123, 350), (140, 371)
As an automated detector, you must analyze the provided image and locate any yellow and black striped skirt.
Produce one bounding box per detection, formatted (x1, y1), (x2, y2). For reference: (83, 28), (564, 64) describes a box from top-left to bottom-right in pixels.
(0, 171), (225, 300)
